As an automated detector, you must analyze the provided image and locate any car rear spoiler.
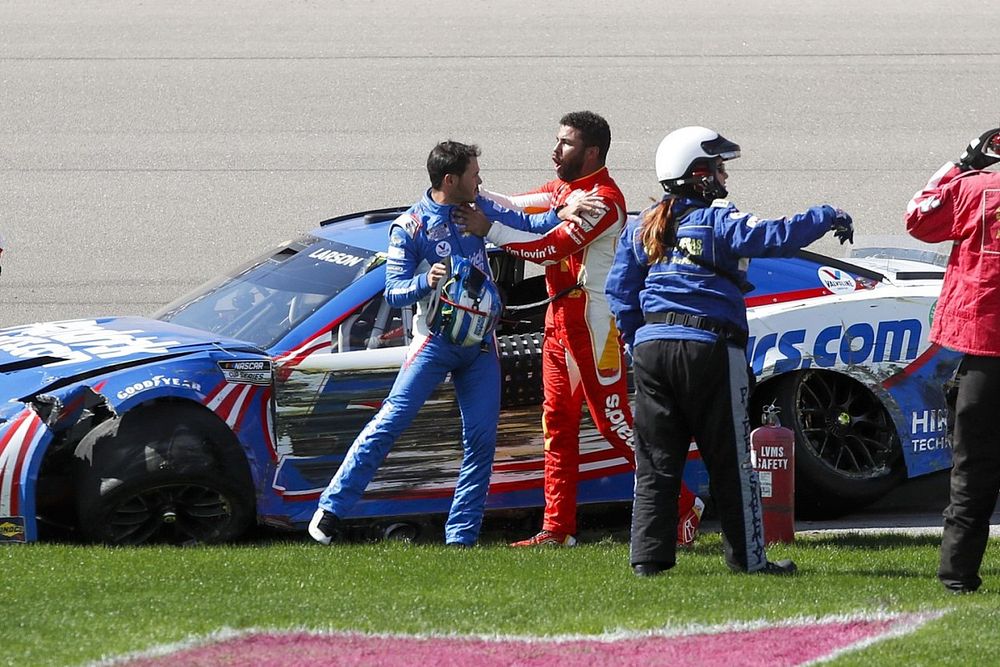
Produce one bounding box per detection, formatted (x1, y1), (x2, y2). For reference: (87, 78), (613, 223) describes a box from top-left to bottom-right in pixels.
(849, 246), (949, 268)
(844, 236), (950, 281)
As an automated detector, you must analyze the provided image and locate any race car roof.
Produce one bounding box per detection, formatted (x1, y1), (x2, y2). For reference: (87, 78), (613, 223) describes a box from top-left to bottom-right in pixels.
(311, 207), (407, 253)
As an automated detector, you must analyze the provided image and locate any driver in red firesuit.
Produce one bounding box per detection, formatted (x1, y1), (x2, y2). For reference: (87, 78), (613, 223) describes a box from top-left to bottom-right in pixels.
(455, 111), (703, 547)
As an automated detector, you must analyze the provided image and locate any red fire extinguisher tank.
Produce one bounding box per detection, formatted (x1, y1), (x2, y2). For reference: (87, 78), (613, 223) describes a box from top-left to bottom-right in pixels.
(750, 404), (795, 544)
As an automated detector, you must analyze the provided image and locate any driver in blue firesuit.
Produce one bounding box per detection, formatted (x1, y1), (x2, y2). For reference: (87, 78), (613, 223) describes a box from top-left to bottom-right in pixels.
(604, 126), (854, 576)
(309, 141), (600, 547)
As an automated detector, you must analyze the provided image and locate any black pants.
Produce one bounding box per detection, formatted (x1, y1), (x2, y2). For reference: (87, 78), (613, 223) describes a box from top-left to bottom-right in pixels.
(630, 338), (766, 572)
(939, 354), (1000, 592)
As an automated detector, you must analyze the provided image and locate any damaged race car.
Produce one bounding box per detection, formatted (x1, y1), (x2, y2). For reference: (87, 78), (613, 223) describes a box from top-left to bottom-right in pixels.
(0, 207), (958, 546)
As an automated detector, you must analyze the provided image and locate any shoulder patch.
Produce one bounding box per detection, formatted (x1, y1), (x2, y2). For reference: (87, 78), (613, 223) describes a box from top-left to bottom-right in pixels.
(390, 213), (422, 238)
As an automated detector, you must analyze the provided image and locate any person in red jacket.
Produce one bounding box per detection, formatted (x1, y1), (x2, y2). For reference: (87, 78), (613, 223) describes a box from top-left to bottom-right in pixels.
(906, 126), (1000, 594)
(455, 111), (702, 547)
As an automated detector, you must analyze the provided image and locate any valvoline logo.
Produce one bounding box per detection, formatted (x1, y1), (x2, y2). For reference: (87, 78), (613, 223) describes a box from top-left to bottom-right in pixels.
(747, 318), (922, 375)
(818, 266), (857, 294)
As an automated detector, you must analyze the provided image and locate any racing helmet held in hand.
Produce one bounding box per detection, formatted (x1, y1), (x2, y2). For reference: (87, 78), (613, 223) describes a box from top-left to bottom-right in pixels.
(655, 126), (741, 201)
(427, 256), (502, 347)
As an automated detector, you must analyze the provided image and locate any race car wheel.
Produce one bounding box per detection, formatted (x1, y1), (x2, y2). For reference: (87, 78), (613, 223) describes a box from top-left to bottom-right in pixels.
(380, 521), (420, 542)
(497, 333), (544, 408)
(74, 403), (255, 546)
(765, 370), (905, 518)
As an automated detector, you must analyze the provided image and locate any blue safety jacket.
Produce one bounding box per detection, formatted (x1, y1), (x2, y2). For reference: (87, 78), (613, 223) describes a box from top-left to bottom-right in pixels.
(605, 196), (836, 350)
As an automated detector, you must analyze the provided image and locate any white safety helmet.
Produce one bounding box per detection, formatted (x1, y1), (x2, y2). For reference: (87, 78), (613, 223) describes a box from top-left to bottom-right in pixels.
(654, 126), (741, 200)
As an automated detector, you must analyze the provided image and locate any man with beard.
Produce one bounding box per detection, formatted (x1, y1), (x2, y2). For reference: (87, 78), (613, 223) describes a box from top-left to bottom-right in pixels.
(455, 112), (703, 547)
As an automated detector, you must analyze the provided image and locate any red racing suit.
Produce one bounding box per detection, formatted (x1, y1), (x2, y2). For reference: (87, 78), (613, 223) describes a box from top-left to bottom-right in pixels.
(483, 167), (696, 535)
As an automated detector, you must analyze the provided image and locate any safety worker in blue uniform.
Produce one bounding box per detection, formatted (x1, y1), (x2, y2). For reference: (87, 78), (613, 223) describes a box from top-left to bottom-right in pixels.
(605, 126), (854, 576)
(309, 140), (599, 546)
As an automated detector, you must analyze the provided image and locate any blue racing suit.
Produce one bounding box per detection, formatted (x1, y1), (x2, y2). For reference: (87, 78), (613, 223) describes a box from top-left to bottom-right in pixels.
(605, 195), (836, 571)
(318, 190), (557, 545)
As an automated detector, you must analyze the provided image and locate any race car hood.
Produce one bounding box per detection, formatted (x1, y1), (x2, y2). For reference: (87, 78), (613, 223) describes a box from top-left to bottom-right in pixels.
(0, 316), (259, 400)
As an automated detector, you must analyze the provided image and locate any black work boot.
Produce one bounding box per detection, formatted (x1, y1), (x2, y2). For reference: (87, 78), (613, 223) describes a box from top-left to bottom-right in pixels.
(632, 561), (672, 577)
(753, 559), (797, 575)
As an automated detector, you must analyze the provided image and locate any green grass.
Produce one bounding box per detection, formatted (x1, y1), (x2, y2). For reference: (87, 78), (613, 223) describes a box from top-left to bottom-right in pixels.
(3, 533), (998, 666)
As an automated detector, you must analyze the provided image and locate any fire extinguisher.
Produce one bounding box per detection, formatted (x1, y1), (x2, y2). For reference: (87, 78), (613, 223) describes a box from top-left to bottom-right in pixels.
(750, 403), (795, 544)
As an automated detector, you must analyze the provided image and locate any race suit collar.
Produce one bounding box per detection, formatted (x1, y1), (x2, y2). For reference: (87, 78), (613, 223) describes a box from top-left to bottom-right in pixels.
(562, 165), (609, 190)
(421, 189), (456, 228)
(669, 195), (710, 214)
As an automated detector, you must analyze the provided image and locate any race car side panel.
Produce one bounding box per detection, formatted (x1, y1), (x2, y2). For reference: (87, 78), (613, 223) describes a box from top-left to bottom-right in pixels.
(0, 408), (51, 543)
(92, 353), (280, 517)
(265, 265), (953, 530)
(746, 283), (953, 477)
(270, 344), (635, 528)
(881, 343), (962, 475)
(2, 348), (279, 543)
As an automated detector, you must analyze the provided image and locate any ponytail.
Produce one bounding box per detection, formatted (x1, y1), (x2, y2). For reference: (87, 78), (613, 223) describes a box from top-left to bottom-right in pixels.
(639, 197), (677, 265)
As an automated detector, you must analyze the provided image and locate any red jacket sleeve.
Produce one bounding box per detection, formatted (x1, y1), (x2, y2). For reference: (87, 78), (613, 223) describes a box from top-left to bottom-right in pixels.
(905, 162), (970, 242)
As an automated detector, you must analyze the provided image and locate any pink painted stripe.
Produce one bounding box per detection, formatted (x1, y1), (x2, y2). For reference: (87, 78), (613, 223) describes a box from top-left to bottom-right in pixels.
(117, 614), (936, 667)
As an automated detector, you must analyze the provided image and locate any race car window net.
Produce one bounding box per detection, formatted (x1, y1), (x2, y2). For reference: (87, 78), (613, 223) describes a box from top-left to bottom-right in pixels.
(154, 235), (376, 349)
(333, 294), (411, 353)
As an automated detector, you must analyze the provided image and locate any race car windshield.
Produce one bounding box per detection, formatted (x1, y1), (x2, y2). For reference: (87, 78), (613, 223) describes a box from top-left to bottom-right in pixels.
(154, 236), (379, 348)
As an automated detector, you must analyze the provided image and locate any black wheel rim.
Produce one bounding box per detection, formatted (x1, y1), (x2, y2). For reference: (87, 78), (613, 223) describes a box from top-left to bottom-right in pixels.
(794, 371), (899, 479)
(104, 483), (234, 545)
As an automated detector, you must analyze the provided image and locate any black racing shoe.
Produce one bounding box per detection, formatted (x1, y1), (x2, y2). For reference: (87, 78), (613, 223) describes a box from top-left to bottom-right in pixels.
(308, 508), (341, 545)
(754, 559), (797, 575)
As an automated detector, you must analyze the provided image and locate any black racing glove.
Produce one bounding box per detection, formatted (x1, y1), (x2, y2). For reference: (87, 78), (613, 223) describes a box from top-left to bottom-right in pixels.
(958, 127), (1000, 172)
(831, 208), (854, 245)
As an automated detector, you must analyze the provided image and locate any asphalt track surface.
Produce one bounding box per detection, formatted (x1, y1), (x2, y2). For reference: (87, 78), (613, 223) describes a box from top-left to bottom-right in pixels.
(2, 2), (1000, 529)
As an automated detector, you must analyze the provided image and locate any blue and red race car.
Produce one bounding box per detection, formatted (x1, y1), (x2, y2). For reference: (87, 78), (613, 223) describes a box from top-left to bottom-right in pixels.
(0, 207), (957, 545)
